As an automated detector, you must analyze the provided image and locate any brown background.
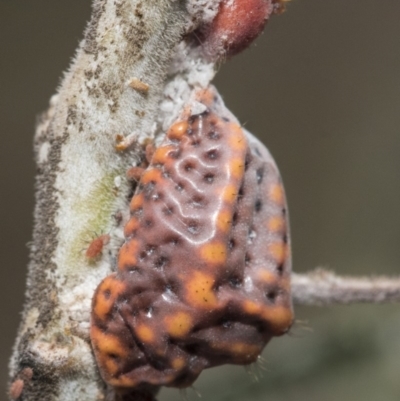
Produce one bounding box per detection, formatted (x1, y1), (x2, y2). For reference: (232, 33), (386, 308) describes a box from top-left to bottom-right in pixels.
(1, 1), (400, 400)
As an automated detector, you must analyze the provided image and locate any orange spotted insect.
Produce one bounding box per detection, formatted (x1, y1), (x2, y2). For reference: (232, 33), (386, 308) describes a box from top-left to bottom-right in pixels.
(90, 87), (293, 389)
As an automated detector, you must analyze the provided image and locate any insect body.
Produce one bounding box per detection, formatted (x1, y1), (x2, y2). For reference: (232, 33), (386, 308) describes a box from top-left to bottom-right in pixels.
(90, 87), (293, 389)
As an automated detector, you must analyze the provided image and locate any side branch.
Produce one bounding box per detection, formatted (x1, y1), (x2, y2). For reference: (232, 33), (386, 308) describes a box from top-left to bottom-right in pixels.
(292, 269), (400, 305)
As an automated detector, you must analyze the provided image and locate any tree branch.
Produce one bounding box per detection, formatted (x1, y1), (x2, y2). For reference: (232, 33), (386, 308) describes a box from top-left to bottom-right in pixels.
(292, 270), (400, 305)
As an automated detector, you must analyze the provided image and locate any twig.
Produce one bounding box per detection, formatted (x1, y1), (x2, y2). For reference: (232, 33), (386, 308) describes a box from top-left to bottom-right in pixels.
(292, 269), (400, 305)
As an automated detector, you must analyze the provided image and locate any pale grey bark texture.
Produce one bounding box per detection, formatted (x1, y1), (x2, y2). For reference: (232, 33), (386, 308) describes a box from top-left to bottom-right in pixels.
(8, 1), (400, 401)
(292, 270), (400, 305)
(9, 1), (219, 400)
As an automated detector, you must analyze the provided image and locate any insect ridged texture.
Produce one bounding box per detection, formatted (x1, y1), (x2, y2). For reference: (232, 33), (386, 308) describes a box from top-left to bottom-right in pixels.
(90, 87), (293, 389)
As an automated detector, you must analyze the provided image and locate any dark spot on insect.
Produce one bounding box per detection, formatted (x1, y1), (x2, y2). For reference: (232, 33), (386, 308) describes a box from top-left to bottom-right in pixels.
(169, 237), (179, 246)
(103, 289), (111, 299)
(232, 211), (238, 225)
(189, 115), (198, 124)
(208, 130), (220, 140)
(283, 234), (288, 243)
(282, 207), (287, 215)
(245, 253), (251, 265)
(255, 199), (262, 212)
(221, 320), (232, 329)
(254, 146), (262, 157)
(152, 358), (167, 371)
(187, 220), (200, 235)
(277, 264), (284, 275)
(191, 195), (205, 208)
(266, 290), (278, 303)
(154, 256), (168, 269)
(139, 251), (147, 260)
(229, 276), (242, 288)
(165, 283), (175, 293)
(204, 173), (215, 183)
(170, 150), (181, 159)
(206, 149), (219, 160)
(191, 139), (201, 147)
(238, 185), (244, 200)
(118, 294), (129, 304)
(145, 245), (156, 255)
(256, 168), (264, 184)
(108, 353), (118, 360)
(228, 239), (235, 250)
(245, 153), (251, 170)
(163, 205), (174, 216)
(144, 219), (153, 228)
(184, 162), (194, 172)
(175, 183), (184, 191)
(222, 117), (230, 122)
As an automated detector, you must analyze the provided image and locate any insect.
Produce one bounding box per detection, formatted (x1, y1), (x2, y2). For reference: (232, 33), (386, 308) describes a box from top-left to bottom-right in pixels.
(85, 234), (110, 261)
(90, 87), (293, 389)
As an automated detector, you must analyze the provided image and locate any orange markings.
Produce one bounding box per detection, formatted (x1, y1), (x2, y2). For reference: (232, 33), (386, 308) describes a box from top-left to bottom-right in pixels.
(135, 324), (155, 343)
(269, 183), (284, 204)
(123, 217), (140, 238)
(219, 184), (237, 203)
(199, 242), (227, 265)
(164, 312), (193, 338)
(171, 357), (186, 370)
(152, 145), (176, 165)
(230, 342), (261, 358)
(118, 240), (140, 270)
(257, 270), (276, 284)
(269, 242), (287, 264)
(167, 121), (189, 140)
(268, 216), (285, 232)
(93, 275), (126, 321)
(140, 168), (162, 185)
(85, 234), (110, 260)
(216, 209), (232, 233)
(185, 271), (218, 308)
(243, 300), (263, 315)
(91, 325), (126, 359)
(261, 306), (294, 335)
(130, 192), (144, 211)
(227, 124), (246, 150)
(109, 375), (138, 388)
(229, 157), (245, 179)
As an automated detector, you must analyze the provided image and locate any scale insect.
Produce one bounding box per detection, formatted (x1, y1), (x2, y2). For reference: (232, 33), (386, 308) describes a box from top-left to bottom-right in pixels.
(90, 87), (293, 389)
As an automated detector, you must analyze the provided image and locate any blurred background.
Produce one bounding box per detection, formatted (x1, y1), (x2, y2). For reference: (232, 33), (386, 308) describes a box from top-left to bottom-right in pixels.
(1, 1), (400, 400)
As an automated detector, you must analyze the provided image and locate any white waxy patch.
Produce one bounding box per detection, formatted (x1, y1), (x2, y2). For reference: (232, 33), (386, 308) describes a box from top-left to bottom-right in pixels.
(38, 142), (51, 164)
(114, 175), (122, 188)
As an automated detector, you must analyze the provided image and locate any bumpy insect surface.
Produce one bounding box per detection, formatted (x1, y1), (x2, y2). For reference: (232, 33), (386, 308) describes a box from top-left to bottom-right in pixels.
(90, 87), (293, 389)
